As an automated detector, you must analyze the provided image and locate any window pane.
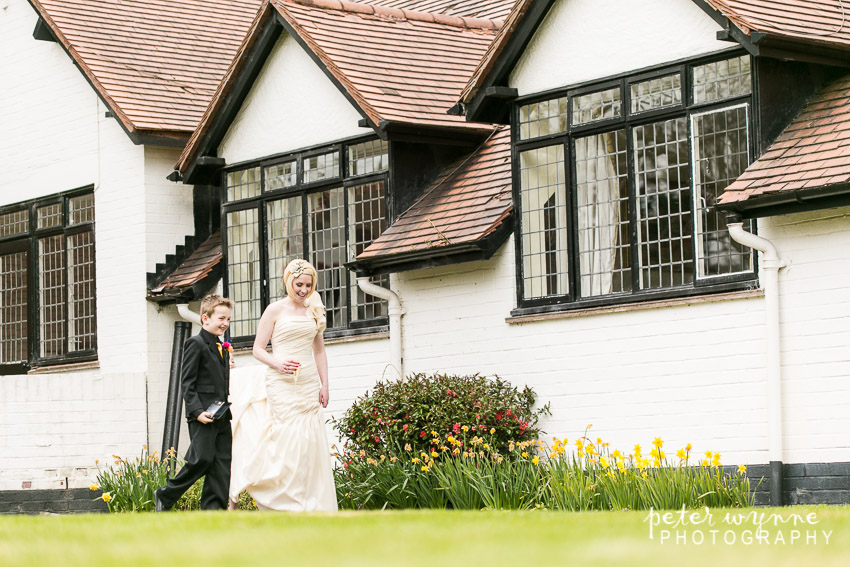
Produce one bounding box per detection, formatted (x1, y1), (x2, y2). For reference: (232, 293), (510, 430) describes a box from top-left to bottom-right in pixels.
(575, 130), (631, 297)
(69, 193), (95, 225)
(692, 105), (753, 277)
(348, 140), (389, 176)
(226, 167), (261, 202)
(267, 196), (304, 303)
(633, 117), (694, 289)
(67, 231), (96, 352)
(518, 97), (569, 141)
(0, 210), (29, 237)
(37, 204), (62, 229)
(226, 209), (261, 337)
(693, 55), (751, 104)
(572, 87), (621, 126)
(519, 145), (569, 299)
(264, 161), (297, 192)
(304, 151), (340, 184)
(39, 235), (66, 358)
(630, 73), (682, 114)
(308, 188), (347, 329)
(348, 181), (388, 320)
(0, 251), (28, 363)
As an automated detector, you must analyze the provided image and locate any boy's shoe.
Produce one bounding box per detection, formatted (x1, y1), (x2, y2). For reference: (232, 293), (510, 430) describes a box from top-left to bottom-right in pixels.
(154, 487), (167, 512)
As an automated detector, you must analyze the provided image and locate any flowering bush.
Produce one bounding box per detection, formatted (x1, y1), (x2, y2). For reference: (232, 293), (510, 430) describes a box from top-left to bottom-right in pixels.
(334, 427), (757, 511)
(92, 446), (256, 512)
(332, 373), (550, 458)
(92, 446), (176, 512)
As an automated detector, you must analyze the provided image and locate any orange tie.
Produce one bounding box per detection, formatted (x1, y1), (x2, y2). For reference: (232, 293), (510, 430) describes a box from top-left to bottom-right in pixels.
(217, 343), (223, 358)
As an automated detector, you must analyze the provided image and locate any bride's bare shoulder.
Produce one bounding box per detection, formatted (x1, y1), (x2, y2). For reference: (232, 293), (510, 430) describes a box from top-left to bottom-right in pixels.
(263, 298), (290, 317)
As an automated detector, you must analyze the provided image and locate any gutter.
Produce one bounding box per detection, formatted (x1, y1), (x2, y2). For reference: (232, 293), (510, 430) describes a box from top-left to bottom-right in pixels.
(356, 278), (404, 380)
(726, 214), (788, 506)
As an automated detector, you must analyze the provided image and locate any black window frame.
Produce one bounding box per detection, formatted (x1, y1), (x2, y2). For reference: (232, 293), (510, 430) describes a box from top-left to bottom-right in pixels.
(0, 186), (97, 374)
(511, 50), (759, 314)
(221, 136), (390, 346)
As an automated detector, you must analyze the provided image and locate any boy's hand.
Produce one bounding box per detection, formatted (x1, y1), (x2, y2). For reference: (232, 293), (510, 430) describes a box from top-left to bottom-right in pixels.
(197, 412), (214, 424)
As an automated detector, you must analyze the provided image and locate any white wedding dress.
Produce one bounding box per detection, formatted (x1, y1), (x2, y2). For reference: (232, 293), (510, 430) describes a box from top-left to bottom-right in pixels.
(230, 316), (338, 511)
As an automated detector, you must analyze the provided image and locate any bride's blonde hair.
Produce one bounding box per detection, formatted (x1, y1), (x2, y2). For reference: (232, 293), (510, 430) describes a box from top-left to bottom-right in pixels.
(282, 259), (326, 332)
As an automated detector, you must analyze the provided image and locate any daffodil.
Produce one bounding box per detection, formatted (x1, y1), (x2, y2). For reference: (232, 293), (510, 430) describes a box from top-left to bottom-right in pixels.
(431, 451), (438, 458)
(532, 456), (540, 466)
(633, 444), (642, 457)
(738, 464), (747, 475)
(521, 451), (528, 458)
(676, 449), (686, 460)
(404, 443), (412, 451)
(489, 428), (496, 434)
(652, 437), (663, 448)
(411, 458), (420, 464)
(101, 493), (112, 502)
(89, 483), (99, 491)
(461, 425), (469, 432)
(421, 465), (429, 472)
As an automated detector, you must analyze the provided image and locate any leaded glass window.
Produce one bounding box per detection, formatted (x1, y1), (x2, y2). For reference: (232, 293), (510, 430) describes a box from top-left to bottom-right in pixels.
(514, 54), (755, 306)
(0, 189), (96, 370)
(222, 138), (389, 339)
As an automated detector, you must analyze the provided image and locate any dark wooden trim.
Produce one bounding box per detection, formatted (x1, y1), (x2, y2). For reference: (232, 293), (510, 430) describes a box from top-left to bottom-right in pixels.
(32, 16), (57, 42)
(182, 13), (283, 184)
(465, 0), (559, 123)
(716, 184), (850, 219)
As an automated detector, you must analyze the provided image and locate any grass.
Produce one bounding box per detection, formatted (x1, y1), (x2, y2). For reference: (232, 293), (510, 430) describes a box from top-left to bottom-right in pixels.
(0, 506), (847, 567)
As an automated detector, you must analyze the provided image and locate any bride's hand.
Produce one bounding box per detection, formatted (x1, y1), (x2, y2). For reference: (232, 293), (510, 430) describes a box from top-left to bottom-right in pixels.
(276, 359), (300, 374)
(319, 385), (329, 408)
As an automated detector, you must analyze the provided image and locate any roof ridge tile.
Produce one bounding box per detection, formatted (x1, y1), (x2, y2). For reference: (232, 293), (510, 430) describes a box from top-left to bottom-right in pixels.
(284, 0), (501, 30)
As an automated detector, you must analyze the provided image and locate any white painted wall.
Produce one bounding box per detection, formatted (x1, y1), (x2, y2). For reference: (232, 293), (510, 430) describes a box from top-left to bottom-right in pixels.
(368, 204), (849, 467)
(0, 0), (196, 489)
(509, 0), (728, 96)
(218, 31), (371, 165)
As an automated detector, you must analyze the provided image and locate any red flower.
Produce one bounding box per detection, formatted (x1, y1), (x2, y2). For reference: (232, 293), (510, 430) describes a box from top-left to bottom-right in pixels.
(420, 431), (427, 438)
(452, 423), (461, 434)
(350, 428), (355, 433)
(496, 412), (503, 421)
(377, 418), (383, 424)
(403, 424), (409, 432)
(374, 436), (381, 443)
(506, 409), (512, 416)
(476, 414), (481, 419)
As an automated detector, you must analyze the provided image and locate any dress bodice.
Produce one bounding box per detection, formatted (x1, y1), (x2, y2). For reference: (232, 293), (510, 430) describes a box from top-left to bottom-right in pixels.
(271, 316), (319, 360)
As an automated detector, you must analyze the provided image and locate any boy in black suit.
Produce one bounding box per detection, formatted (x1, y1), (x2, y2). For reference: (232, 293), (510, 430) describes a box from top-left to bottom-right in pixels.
(155, 295), (234, 511)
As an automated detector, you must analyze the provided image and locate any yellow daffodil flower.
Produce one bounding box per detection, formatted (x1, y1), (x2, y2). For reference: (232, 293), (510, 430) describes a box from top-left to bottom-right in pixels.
(89, 484), (98, 491)
(653, 437), (663, 448)
(738, 464), (747, 475)
(490, 428), (496, 435)
(532, 456), (540, 466)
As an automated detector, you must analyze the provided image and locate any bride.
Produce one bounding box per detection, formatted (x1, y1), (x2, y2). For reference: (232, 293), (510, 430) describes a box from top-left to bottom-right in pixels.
(232, 259), (337, 511)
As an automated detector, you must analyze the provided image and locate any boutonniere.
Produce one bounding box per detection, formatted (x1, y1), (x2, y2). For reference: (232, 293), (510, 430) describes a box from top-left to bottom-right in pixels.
(221, 341), (234, 355)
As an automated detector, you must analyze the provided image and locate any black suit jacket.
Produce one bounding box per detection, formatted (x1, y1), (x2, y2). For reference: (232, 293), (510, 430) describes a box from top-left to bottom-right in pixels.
(181, 328), (231, 422)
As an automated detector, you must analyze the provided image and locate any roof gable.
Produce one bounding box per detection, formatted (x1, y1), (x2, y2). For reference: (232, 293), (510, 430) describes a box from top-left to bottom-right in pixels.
(28, 0), (264, 143)
(177, 0), (504, 179)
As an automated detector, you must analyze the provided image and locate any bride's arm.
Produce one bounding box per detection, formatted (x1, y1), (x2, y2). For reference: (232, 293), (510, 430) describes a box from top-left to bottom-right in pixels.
(313, 333), (329, 407)
(252, 303), (297, 374)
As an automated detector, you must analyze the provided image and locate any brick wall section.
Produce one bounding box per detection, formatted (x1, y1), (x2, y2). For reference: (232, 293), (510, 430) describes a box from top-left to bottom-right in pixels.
(0, 489), (108, 515)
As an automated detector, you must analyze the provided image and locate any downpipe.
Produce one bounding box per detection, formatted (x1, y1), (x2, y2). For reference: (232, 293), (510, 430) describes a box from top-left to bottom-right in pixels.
(161, 304), (198, 472)
(357, 277), (404, 379)
(726, 214), (787, 506)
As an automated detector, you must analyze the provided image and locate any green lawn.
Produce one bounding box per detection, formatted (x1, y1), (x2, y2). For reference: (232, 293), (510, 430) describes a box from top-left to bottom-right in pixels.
(1, 506), (847, 567)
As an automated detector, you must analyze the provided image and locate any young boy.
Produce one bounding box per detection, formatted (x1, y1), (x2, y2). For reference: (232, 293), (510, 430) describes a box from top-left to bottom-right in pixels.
(155, 295), (234, 511)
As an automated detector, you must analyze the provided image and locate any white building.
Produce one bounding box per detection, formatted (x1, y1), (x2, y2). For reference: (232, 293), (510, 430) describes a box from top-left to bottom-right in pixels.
(2, 0), (848, 511)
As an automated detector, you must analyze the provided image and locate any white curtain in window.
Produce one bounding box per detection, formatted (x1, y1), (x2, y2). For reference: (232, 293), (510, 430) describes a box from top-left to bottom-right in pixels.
(576, 132), (621, 297)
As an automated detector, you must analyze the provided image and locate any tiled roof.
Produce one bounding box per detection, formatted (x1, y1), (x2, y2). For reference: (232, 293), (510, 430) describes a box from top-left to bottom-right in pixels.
(356, 126), (512, 263)
(177, 0), (502, 172)
(368, 0), (515, 19)
(148, 232), (222, 302)
(700, 0), (850, 50)
(30, 0), (264, 138)
(277, 0), (501, 128)
(718, 72), (850, 205)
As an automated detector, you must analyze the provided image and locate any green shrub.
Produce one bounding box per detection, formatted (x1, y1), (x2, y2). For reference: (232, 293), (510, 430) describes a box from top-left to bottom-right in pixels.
(173, 480), (257, 511)
(332, 372), (550, 458)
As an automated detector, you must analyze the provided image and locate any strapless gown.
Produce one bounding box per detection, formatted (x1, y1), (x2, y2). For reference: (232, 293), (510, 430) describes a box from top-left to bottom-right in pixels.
(230, 316), (337, 511)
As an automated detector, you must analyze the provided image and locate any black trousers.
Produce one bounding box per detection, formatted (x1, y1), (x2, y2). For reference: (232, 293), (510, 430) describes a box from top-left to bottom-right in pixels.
(159, 419), (232, 510)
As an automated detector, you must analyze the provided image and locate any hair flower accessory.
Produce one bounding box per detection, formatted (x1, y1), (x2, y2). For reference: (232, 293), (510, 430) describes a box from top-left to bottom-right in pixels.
(287, 260), (307, 278)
